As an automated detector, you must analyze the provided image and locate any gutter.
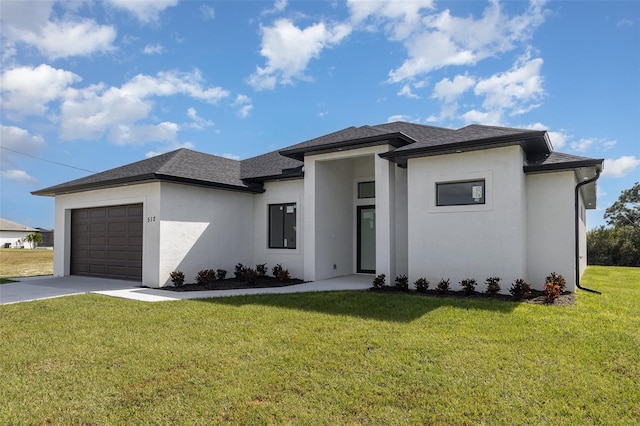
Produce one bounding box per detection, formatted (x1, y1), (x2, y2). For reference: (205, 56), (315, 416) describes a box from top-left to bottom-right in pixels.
(575, 168), (602, 294)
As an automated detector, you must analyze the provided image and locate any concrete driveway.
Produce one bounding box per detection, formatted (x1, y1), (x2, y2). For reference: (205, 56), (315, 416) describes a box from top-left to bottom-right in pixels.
(0, 276), (142, 305)
(0, 274), (372, 305)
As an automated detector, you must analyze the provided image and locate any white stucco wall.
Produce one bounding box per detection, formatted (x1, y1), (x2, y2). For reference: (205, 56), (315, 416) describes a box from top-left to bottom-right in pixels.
(157, 182), (254, 286)
(0, 231), (35, 248)
(526, 171), (577, 291)
(252, 179), (304, 280)
(394, 166), (409, 278)
(407, 145), (528, 292)
(52, 183), (161, 287)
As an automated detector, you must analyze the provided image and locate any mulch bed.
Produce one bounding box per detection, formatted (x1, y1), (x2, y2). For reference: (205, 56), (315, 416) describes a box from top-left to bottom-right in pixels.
(369, 286), (576, 306)
(161, 276), (305, 292)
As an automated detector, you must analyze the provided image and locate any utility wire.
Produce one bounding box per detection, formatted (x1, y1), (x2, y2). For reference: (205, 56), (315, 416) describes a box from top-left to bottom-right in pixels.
(0, 146), (97, 173)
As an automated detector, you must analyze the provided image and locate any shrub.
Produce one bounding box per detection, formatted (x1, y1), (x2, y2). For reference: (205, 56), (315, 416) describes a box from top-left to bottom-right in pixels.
(276, 268), (291, 282)
(544, 272), (566, 303)
(245, 267), (258, 284)
(196, 269), (217, 286)
(436, 278), (450, 295)
(170, 270), (185, 287)
(414, 278), (429, 293)
(216, 269), (227, 280)
(272, 263), (284, 278)
(394, 274), (409, 290)
(234, 263), (246, 280)
(485, 277), (501, 296)
(256, 263), (268, 277)
(459, 278), (477, 296)
(372, 274), (386, 289)
(509, 278), (531, 300)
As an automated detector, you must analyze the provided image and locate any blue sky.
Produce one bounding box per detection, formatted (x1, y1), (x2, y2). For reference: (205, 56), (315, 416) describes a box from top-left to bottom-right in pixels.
(1, 0), (638, 230)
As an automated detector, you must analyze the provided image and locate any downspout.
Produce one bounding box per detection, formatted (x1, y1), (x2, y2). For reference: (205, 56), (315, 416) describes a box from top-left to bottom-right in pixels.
(575, 169), (601, 294)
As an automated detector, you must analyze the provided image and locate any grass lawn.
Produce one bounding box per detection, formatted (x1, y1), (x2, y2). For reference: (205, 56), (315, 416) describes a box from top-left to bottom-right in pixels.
(1, 266), (638, 424)
(0, 248), (53, 282)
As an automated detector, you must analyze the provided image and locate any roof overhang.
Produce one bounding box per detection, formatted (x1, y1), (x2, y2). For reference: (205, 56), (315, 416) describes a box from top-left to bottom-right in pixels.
(380, 131), (551, 166)
(279, 133), (415, 161)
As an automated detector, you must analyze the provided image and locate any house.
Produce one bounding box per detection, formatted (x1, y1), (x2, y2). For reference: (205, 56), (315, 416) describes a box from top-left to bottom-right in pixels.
(0, 218), (39, 248)
(32, 122), (604, 292)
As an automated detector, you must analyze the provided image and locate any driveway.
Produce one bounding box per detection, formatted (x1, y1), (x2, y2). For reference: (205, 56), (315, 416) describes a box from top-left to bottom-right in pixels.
(0, 274), (372, 305)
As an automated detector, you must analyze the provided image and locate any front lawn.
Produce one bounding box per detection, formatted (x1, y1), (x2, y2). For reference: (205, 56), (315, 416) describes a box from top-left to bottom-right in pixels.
(0, 248), (53, 281)
(0, 266), (638, 424)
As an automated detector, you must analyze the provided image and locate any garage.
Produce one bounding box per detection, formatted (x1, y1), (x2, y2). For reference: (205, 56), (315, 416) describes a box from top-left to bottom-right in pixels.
(71, 204), (143, 281)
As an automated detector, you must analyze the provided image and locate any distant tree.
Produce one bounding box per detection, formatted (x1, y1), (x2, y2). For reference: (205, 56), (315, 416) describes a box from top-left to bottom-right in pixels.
(605, 182), (640, 228)
(24, 233), (43, 249)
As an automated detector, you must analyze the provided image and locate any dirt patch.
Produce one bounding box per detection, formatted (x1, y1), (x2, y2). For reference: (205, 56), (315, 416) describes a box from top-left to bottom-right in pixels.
(370, 287), (575, 306)
(160, 276), (305, 292)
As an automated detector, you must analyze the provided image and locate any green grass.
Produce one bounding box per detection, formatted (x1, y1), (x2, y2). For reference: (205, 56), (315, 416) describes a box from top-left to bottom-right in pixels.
(0, 248), (53, 280)
(1, 266), (638, 424)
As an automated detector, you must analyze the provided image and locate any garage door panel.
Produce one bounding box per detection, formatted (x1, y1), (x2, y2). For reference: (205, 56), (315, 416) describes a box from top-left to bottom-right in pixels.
(71, 204), (143, 281)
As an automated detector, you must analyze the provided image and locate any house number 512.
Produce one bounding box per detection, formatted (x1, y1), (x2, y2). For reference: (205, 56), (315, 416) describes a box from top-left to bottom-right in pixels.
(147, 216), (156, 222)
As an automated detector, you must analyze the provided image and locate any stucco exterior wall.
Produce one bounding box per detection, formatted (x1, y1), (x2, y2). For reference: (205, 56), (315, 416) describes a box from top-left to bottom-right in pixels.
(407, 145), (528, 292)
(53, 183), (161, 287)
(0, 231), (35, 248)
(526, 171), (577, 291)
(157, 182), (254, 287)
(252, 179), (304, 280)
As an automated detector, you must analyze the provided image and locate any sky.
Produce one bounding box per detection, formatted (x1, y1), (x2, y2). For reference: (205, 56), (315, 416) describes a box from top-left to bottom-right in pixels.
(1, 0), (638, 231)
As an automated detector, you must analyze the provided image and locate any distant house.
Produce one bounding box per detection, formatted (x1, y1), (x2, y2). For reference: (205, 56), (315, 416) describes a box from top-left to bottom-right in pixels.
(0, 218), (39, 248)
(36, 228), (54, 248)
(33, 121), (603, 292)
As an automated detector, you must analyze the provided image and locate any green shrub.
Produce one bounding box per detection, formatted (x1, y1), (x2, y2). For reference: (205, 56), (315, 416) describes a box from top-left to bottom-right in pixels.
(485, 276), (501, 296)
(196, 269), (216, 286)
(414, 278), (429, 293)
(544, 272), (566, 303)
(234, 263), (246, 280)
(170, 270), (185, 287)
(436, 278), (450, 295)
(245, 267), (258, 284)
(272, 263), (283, 278)
(256, 263), (268, 277)
(509, 278), (531, 300)
(216, 269), (227, 280)
(459, 278), (477, 296)
(394, 274), (409, 290)
(372, 274), (386, 289)
(276, 268), (291, 282)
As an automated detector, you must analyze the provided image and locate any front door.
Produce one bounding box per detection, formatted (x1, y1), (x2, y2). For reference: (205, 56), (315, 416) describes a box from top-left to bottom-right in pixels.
(357, 205), (375, 273)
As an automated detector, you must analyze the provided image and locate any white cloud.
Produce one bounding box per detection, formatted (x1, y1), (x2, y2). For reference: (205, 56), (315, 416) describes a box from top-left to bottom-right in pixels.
(432, 74), (476, 103)
(1, 64), (81, 116)
(398, 84), (420, 99)
(262, 0), (288, 15)
(232, 94), (253, 118)
(185, 107), (214, 130)
(142, 43), (165, 55)
(387, 114), (413, 123)
(461, 109), (503, 126)
(348, 0), (435, 40)
(0, 169), (38, 185)
(248, 19), (351, 90)
(381, 0), (547, 83)
(106, 0), (179, 23)
(570, 138), (595, 153)
(602, 156), (640, 178)
(0, 125), (46, 167)
(219, 153), (241, 160)
(146, 141), (195, 158)
(59, 70), (229, 143)
(200, 4), (216, 20)
(617, 18), (633, 28)
(0, 1), (116, 59)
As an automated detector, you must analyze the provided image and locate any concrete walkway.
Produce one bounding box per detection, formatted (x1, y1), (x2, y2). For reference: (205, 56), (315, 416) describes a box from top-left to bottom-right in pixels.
(0, 274), (372, 305)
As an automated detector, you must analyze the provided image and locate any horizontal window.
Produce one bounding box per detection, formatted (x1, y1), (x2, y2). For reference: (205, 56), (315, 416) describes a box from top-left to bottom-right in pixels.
(358, 181), (375, 199)
(436, 180), (485, 206)
(269, 203), (296, 249)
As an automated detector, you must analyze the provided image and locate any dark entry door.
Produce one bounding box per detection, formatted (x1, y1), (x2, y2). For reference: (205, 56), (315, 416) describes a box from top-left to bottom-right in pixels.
(71, 204), (143, 281)
(357, 205), (375, 273)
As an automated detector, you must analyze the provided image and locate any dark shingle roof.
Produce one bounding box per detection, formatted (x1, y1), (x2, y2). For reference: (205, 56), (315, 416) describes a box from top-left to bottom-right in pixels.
(32, 121), (603, 198)
(32, 149), (262, 196)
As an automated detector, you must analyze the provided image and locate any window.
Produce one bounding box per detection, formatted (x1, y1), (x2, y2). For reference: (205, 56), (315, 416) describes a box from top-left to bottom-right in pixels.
(358, 181), (375, 199)
(269, 203), (296, 249)
(436, 180), (485, 206)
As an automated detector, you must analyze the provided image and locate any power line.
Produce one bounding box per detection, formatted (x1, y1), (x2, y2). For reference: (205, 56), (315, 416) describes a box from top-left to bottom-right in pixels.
(0, 146), (97, 173)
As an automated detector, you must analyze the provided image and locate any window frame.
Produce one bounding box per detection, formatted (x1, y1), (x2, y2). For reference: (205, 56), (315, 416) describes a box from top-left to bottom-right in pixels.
(268, 202), (297, 249)
(357, 181), (376, 199)
(436, 179), (486, 207)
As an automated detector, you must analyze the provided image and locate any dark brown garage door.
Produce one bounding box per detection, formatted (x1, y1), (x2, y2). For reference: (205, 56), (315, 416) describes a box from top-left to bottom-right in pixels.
(71, 204), (143, 281)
